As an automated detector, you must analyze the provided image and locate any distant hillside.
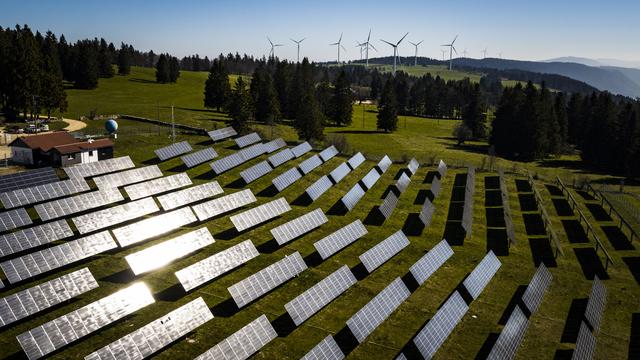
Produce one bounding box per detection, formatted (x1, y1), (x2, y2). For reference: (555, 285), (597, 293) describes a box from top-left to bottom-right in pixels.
(546, 56), (640, 69)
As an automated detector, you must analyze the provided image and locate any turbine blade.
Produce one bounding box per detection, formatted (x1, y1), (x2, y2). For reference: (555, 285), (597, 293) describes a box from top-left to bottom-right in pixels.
(290, 38), (296, 43)
(367, 29), (371, 42)
(452, 34), (458, 44)
(267, 37), (273, 46)
(452, 46), (458, 54)
(417, 40), (423, 45)
(339, 32), (343, 43)
(380, 39), (395, 47)
(300, 38), (306, 43)
(397, 32), (409, 45)
(409, 41), (416, 46)
(341, 44), (347, 51)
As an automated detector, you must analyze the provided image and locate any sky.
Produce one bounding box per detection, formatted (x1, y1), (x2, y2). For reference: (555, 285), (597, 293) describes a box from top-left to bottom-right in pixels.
(1, 0), (639, 63)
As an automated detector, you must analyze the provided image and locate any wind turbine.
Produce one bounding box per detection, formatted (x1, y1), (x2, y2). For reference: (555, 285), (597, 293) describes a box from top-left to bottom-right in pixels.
(441, 49), (446, 61)
(290, 37), (306, 63)
(356, 41), (365, 60)
(482, 47), (488, 59)
(330, 33), (346, 64)
(380, 32), (409, 76)
(498, 52), (503, 59)
(441, 35), (458, 70)
(267, 37), (283, 58)
(462, 49), (468, 58)
(362, 29), (377, 67)
(408, 40), (423, 66)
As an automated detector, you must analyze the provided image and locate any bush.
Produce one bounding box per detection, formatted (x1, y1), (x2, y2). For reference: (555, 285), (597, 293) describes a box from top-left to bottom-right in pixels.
(453, 123), (472, 145)
(324, 134), (352, 155)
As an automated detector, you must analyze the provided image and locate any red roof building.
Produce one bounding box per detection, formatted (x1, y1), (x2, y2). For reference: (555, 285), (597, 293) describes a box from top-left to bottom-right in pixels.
(9, 132), (114, 167)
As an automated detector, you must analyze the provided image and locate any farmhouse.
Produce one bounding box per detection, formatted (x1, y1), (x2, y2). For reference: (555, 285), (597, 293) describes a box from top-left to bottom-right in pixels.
(9, 131), (114, 167)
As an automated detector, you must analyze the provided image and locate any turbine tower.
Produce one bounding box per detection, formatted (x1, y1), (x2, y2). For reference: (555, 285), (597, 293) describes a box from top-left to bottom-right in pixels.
(441, 49), (446, 61)
(330, 32), (346, 64)
(408, 40), (423, 66)
(380, 32), (409, 76)
(482, 48), (488, 59)
(462, 49), (468, 58)
(362, 29), (377, 67)
(290, 37), (306, 63)
(267, 37), (283, 58)
(441, 35), (458, 70)
(356, 41), (365, 60)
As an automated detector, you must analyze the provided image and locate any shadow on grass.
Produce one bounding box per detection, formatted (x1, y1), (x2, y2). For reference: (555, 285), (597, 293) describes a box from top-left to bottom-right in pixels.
(257, 184), (278, 197)
(128, 78), (157, 84)
(475, 333), (500, 360)
(528, 238), (558, 268)
(585, 203), (612, 221)
(484, 176), (501, 190)
(450, 187), (466, 202)
(623, 257), (640, 285)
(423, 171), (438, 184)
(272, 313), (297, 337)
(363, 206), (385, 226)
(601, 226), (634, 250)
(560, 298), (588, 343)
(142, 157), (161, 165)
(414, 189), (431, 205)
(257, 239), (280, 254)
(561, 220), (589, 243)
(453, 173), (468, 187)
(545, 184), (563, 196)
(576, 190), (596, 201)
(552, 199), (574, 216)
(485, 190), (503, 207)
(334, 326), (360, 355)
(303, 251), (323, 267)
(327, 200), (348, 216)
(225, 178), (246, 189)
(350, 262), (369, 281)
(553, 349), (574, 360)
(291, 192), (312, 207)
(487, 228), (509, 256)
(630, 313), (640, 359)
(167, 163), (188, 173)
(332, 129), (384, 135)
(486, 208), (506, 228)
(443, 222), (466, 246)
(195, 170), (216, 180)
(155, 283), (186, 302)
(210, 298), (239, 317)
(515, 179), (532, 192)
(101, 268), (136, 284)
(447, 202), (464, 221)
(402, 213), (426, 236)
(523, 214), (546, 236)
(498, 285), (529, 325)
(518, 194), (538, 211)
(573, 247), (609, 280)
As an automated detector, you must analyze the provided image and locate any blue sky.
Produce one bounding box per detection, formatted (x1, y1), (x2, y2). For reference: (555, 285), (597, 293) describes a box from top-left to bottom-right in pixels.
(1, 0), (638, 62)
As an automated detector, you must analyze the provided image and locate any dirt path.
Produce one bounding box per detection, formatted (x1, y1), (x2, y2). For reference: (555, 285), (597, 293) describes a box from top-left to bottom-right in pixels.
(61, 118), (87, 132)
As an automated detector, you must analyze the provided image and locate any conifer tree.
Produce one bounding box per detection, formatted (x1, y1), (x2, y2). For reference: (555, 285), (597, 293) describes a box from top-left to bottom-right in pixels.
(462, 83), (486, 139)
(73, 39), (99, 90)
(155, 54), (169, 83)
(39, 31), (67, 118)
(228, 77), (251, 133)
(294, 58), (323, 140)
(377, 78), (398, 132)
(117, 42), (130, 75)
(98, 38), (114, 78)
(331, 70), (353, 126)
(168, 56), (180, 82)
(204, 58), (231, 110)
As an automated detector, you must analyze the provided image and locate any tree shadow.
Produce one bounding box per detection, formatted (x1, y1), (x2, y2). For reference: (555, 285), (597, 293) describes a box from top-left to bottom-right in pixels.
(363, 206), (385, 226)
(128, 78), (157, 84)
(487, 228), (509, 256)
(552, 199), (574, 217)
(623, 257), (640, 285)
(585, 203), (612, 222)
(523, 214), (546, 235)
(155, 283), (187, 302)
(485, 190), (503, 207)
(528, 238), (558, 268)
(560, 298), (588, 343)
(402, 213), (426, 236)
(573, 247), (609, 280)
(333, 129), (384, 135)
(561, 220), (589, 243)
(515, 179), (532, 192)
(601, 226), (634, 250)
(518, 194), (538, 211)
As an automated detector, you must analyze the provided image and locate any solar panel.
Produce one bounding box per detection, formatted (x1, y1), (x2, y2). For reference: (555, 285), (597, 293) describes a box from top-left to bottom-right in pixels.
(346, 277), (410, 343)
(263, 138), (286, 153)
(240, 161), (273, 184)
(192, 189), (257, 221)
(268, 148), (295, 168)
(0, 220), (72, 258)
(181, 147), (218, 168)
(125, 228), (214, 275)
(0, 177), (90, 209)
(341, 184), (366, 211)
(273, 167), (303, 192)
(314, 220), (368, 260)
(418, 199), (436, 226)
(329, 162), (351, 184)
(411, 291), (469, 359)
(235, 132), (261, 148)
(208, 126), (237, 141)
(0, 268), (97, 328)
(437, 160), (447, 178)
(502, 178), (516, 244)
(348, 152), (366, 170)
(359, 230), (410, 273)
(361, 168), (381, 190)
(462, 181), (475, 236)
(0, 208), (32, 233)
(157, 181), (223, 211)
(396, 173), (411, 193)
(0, 167), (58, 194)
(377, 155), (392, 173)
(407, 158), (420, 175)
(285, 265), (356, 326)
(431, 176), (442, 198)
(487, 306), (529, 360)
(319, 146), (338, 162)
(306, 176), (333, 201)
(0, 279), (3, 289)
(85, 297), (213, 360)
(228, 252), (307, 308)
(572, 322), (596, 360)
(302, 335), (344, 360)
(584, 276), (607, 332)
(463, 251), (501, 300)
(238, 142), (267, 160)
(124, 173), (192, 200)
(0, 231), (116, 284)
(176, 239), (259, 292)
(17, 282), (154, 360)
(210, 152), (244, 174)
(73, 197), (159, 234)
(93, 165), (163, 189)
(271, 208), (328, 245)
(410, 239), (454, 285)
(230, 197), (291, 232)
(113, 207), (197, 248)
(379, 191), (399, 219)
(521, 264), (552, 314)
(195, 314), (276, 360)
(35, 187), (124, 221)
(291, 142), (312, 158)
(155, 141), (193, 161)
(298, 155), (323, 175)
(64, 156), (135, 179)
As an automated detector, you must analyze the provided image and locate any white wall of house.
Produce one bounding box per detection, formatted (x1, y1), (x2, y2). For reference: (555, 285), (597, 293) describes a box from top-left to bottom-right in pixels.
(10, 147), (33, 165)
(80, 149), (99, 163)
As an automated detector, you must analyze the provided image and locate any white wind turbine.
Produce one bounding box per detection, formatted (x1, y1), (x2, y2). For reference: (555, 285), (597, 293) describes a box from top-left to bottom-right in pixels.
(462, 49), (468, 58)
(361, 29), (377, 67)
(290, 37), (306, 63)
(482, 47), (488, 59)
(356, 41), (365, 60)
(267, 37), (283, 58)
(441, 35), (458, 70)
(408, 40), (423, 66)
(380, 32), (409, 76)
(330, 32), (346, 64)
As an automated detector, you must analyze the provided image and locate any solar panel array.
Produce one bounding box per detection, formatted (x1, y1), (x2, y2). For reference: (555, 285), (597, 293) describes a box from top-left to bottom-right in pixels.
(192, 189), (257, 221)
(181, 147), (218, 168)
(230, 198), (291, 232)
(410, 239), (454, 285)
(431, 176), (442, 198)
(125, 228), (215, 275)
(500, 174), (516, 244)
(572, 322), (596, 360)
(271, 208), (327, 245)
(268, 148), (294, 168)
(487, 306), (529, 360)
(462, 167), (476, 236)
(176, 239), (259, 292)
(437, 159), (447, 178)
(346, 277), (410, 343)
(291, 142), (312, 158)
(584, 276), (607, 332)
(341, 183), (366, 211)
(35, 188), (124, 221)
(0, 220), (72, 258)
(361, 169), (381, 190)
(195, 314), (276, 360)
(329, 162), (351, 184)
(462, 250), (501, 300)
(93, 165), (163, 189)
(240, 160), (273, 184)
(411, 291), (469, 359)
(379, 191), (399, 219)
(521, 264), (553, 314)
(85, 297), (213, 360)
(155, 141), (193, 161)
(0, 208), (32, 233)
(0, 268), (98, 328)
(124, 173), (192, 200)
(298, 154), (323, 175)
(319, 146), (338, 162)
(0, 177), (90, 209)
(157, 181), (224, 210)
(16, 282), (154, 360)
(377, 155), (392, 172)
(407, 158), (420, 175)
(0, 167), (59, 194)
(207, 126), (237, 141)
(272, 167), (303, 192)
(63, 156), (135, 179)
(113, 207), (197, 248)
(396, 173), (411, 193)
(285, 265), (356, 326)
(73, 197), (159, 234)
(302, 335), (344, 360)
(359, 230), (410, 273)
(314, 220), (368, 260)
(234, 132), (261, 148)
(263, 138), (286, 153)
(210, 143), (267, 174)
(306, 176), (333, 201)
(0, 231), (116, 283)
(348, 152), (366, 170)
(228, 252), (307, 308)
(418, 199), (436, 226)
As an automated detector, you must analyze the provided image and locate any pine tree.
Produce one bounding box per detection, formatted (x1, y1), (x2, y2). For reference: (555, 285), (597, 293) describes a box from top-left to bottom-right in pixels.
(331, 70), (353, 126)
(203, 58), (231, 110)
(117, 42), (130, 75)
(168, 56), (180, 82)
(254, 67), (280, 124)
(39, 31), (67, 118)
(377, 78), (398, 132)
(554, 92), (568, 149)
(462, 83), (486, 139)
(294, 58), (323, 140)
(155, 54), (170, 83)
(228, 77), (251, 133)
(273, 60), (290, 118)
(97, 38), (114, 78)
(74, 39), (99, 90)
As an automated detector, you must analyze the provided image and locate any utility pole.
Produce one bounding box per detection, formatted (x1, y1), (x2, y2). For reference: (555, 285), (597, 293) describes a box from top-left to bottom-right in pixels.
(157, 100), (160, 121)
(171, 105), (175, 143)
(362, 102), (366, 128)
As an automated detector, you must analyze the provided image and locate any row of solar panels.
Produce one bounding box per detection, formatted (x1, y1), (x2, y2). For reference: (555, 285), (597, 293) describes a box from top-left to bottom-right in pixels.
(462, 166), (475, 237)
(238, 142), (312, 184)
(304, 152), (367, 202)
(378, 158), (419, 220)
(271, 145), (338, 192)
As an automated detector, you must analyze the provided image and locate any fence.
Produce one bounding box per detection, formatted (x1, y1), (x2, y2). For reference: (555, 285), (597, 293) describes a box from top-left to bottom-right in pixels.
(583, 182), (639, 244)
(527, 172), (564, 258)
